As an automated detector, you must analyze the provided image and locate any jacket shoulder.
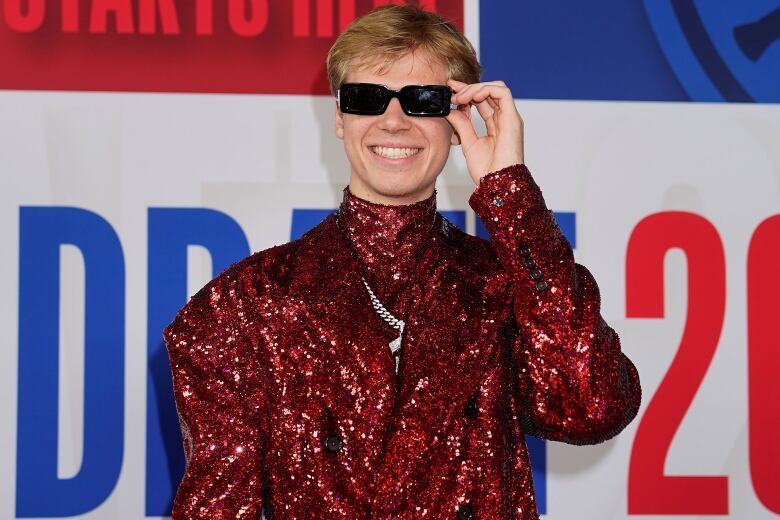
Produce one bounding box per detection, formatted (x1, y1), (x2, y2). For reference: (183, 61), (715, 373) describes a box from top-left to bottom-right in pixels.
(162, 235), (306, 345)
(197, 239), (300, 300)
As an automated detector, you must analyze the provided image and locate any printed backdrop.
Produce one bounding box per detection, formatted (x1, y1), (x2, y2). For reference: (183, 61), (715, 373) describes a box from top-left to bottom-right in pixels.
(2, 0), (779, 518)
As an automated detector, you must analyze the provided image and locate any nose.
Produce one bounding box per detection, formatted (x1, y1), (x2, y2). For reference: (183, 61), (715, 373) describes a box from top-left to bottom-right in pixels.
(376, 98), (412, 132)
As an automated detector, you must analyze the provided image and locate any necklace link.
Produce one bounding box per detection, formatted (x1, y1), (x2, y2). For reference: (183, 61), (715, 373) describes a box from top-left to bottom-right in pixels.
(362, 276), (405, 355)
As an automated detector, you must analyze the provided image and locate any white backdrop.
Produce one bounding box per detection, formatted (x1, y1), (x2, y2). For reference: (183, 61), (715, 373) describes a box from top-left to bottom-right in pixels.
(2, 89), (779, 518)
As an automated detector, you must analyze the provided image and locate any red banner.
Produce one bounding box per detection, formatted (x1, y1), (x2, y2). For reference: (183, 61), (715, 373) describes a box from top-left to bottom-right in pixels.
(0, 0), (463, 94)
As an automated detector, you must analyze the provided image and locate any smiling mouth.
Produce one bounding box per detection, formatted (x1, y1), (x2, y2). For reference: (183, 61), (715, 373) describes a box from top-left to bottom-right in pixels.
(370, 146), (422, 159)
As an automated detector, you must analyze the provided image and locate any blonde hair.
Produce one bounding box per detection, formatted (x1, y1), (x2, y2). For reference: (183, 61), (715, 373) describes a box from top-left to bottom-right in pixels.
(326, 5), (481, 95)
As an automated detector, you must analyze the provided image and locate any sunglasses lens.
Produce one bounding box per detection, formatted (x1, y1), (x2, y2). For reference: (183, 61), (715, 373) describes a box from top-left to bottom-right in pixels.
(401, 86), (449, 115)
(340, 84), (387, 114)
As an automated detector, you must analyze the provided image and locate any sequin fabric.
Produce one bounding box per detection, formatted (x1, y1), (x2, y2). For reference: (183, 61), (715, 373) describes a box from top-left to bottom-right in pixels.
(164, 163), (642, 519)
(336, 184), (437, 322)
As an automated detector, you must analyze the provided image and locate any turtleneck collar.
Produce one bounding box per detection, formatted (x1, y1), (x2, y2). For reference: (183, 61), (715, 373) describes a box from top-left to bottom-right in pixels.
(337, 186), (437, 315)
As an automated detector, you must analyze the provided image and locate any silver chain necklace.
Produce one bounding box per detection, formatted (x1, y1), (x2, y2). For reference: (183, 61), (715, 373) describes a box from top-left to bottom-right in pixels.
(360, 276), (405, 374)
(335, 207), (435, 376)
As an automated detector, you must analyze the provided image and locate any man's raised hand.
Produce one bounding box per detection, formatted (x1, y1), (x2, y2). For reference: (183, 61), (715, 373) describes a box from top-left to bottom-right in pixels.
(445, 79), (525, 185)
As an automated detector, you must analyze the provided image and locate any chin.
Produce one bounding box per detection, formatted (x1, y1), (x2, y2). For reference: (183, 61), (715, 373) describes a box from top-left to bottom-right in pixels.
(368, 176), (424, 198)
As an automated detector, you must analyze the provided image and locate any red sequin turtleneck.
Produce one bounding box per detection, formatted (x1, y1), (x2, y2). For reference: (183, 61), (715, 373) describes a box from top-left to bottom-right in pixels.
(336, 186), (437, 323)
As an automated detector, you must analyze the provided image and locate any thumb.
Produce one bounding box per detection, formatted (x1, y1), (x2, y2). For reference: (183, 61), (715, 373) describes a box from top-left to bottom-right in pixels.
(445, 108), (478, 150)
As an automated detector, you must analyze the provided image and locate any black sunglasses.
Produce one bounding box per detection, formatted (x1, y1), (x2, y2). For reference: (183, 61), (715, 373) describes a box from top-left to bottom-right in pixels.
(337, 83), (458, 117)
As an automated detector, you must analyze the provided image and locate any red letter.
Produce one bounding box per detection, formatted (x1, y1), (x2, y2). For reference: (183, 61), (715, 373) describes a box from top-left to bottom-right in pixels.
(294, 0), (353, 37)
(339, 0), (355, 32)
(195, 0), (213, 35)
(4, 0), (44, 32)
(62, 0), (78, 32)
(626, 211), (728, 514)
(228, 0), (268, 37)
(373, 0), (435, 8)
(90, 0), (134, 34)
(747, 215), (780, 514)
(139, 0), (180, 35)
(292, 0), (310, 37)
(316, 0), (333, 37)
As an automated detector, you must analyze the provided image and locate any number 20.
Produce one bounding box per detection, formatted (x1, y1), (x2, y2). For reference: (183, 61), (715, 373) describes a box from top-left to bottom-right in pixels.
(626, 211), (779, 515)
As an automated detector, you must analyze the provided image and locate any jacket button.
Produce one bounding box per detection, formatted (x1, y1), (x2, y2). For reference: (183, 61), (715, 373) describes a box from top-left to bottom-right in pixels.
(464, 396), (478, 419)
(534, 280), (548, 292)
(523, 256), (536, 268)
(457, 503), (474, 519)
(325, 434), (343, 452)
(519, 245), (531, 256)
(529, 268), (543, 280)
(491, 196), (504, 207)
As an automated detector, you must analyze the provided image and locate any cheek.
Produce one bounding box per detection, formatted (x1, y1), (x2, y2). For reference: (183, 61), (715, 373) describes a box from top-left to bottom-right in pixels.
(434, 120), (453, 140)
(427, 121), (454, 153)
(343, 119), (371, 146)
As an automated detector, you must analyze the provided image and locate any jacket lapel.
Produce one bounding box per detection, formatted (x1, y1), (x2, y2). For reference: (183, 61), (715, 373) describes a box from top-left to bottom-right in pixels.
(286, 211), (399, 388)
(368, 215), (507, 514)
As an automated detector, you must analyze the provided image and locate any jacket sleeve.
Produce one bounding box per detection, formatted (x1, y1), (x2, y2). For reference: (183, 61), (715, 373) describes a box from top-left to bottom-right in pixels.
(163, 265), (268, 518)
(469, 163), (641, 445)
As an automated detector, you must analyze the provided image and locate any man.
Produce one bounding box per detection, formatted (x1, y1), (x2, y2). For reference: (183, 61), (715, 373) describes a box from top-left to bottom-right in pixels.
(163, 5), (641, 519)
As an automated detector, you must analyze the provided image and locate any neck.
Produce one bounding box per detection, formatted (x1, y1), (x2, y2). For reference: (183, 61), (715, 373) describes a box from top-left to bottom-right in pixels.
(346, 178), (436, 207)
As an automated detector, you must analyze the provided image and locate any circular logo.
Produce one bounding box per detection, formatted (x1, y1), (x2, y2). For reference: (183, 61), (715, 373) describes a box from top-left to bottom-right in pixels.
(643, 1), (779, 103)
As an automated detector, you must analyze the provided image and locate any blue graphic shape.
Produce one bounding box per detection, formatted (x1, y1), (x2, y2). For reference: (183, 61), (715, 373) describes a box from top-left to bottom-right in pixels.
(643, 1), (780, 102)
(439, 209), (466, 230)
(289, 209), (466, 239)
(17, 207), (125, 517)
(555, 212), (577, 249)
(291, 208), (334, 240)
(480, 0), (688, 101)
(291, 209), (577, 516)
(146, 208), (251, 516)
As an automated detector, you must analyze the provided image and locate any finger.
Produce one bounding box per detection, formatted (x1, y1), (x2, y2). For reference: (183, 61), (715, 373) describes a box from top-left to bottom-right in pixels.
(449, 80), (507, 101)
(469, 88), (522, 133)
(447, 78), (467, 90)
(448, 80), (477, 107)
(444, 108), (479, 149)
(448, 82), (513, 132)
(472, 98), (497, 134)
(462, 85), (515, 112)
(449, 82), (513, 129)
(451, 79), (506, 90)
(447, 79), (468, 103)
(447, 80), (487, 102)
(453, 86), (511, 115)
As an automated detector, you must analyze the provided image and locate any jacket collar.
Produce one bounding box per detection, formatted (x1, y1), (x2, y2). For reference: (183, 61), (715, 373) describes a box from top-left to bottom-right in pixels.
(336, 187), (438, 311)
(287, 210), (460, 304)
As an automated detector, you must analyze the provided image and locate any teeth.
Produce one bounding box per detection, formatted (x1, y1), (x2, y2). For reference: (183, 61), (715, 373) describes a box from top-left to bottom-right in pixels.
(371, 146), (420, 159)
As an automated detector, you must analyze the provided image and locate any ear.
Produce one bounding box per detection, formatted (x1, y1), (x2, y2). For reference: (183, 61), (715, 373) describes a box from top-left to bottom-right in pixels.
(335, 102), (345, 140)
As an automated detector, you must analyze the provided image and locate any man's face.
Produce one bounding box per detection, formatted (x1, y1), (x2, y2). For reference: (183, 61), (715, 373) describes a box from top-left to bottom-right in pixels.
(335, 50), (459, 205)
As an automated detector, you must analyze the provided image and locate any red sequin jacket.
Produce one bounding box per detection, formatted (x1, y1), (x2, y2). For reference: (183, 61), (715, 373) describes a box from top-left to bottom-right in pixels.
(163, 163), (642, 519)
